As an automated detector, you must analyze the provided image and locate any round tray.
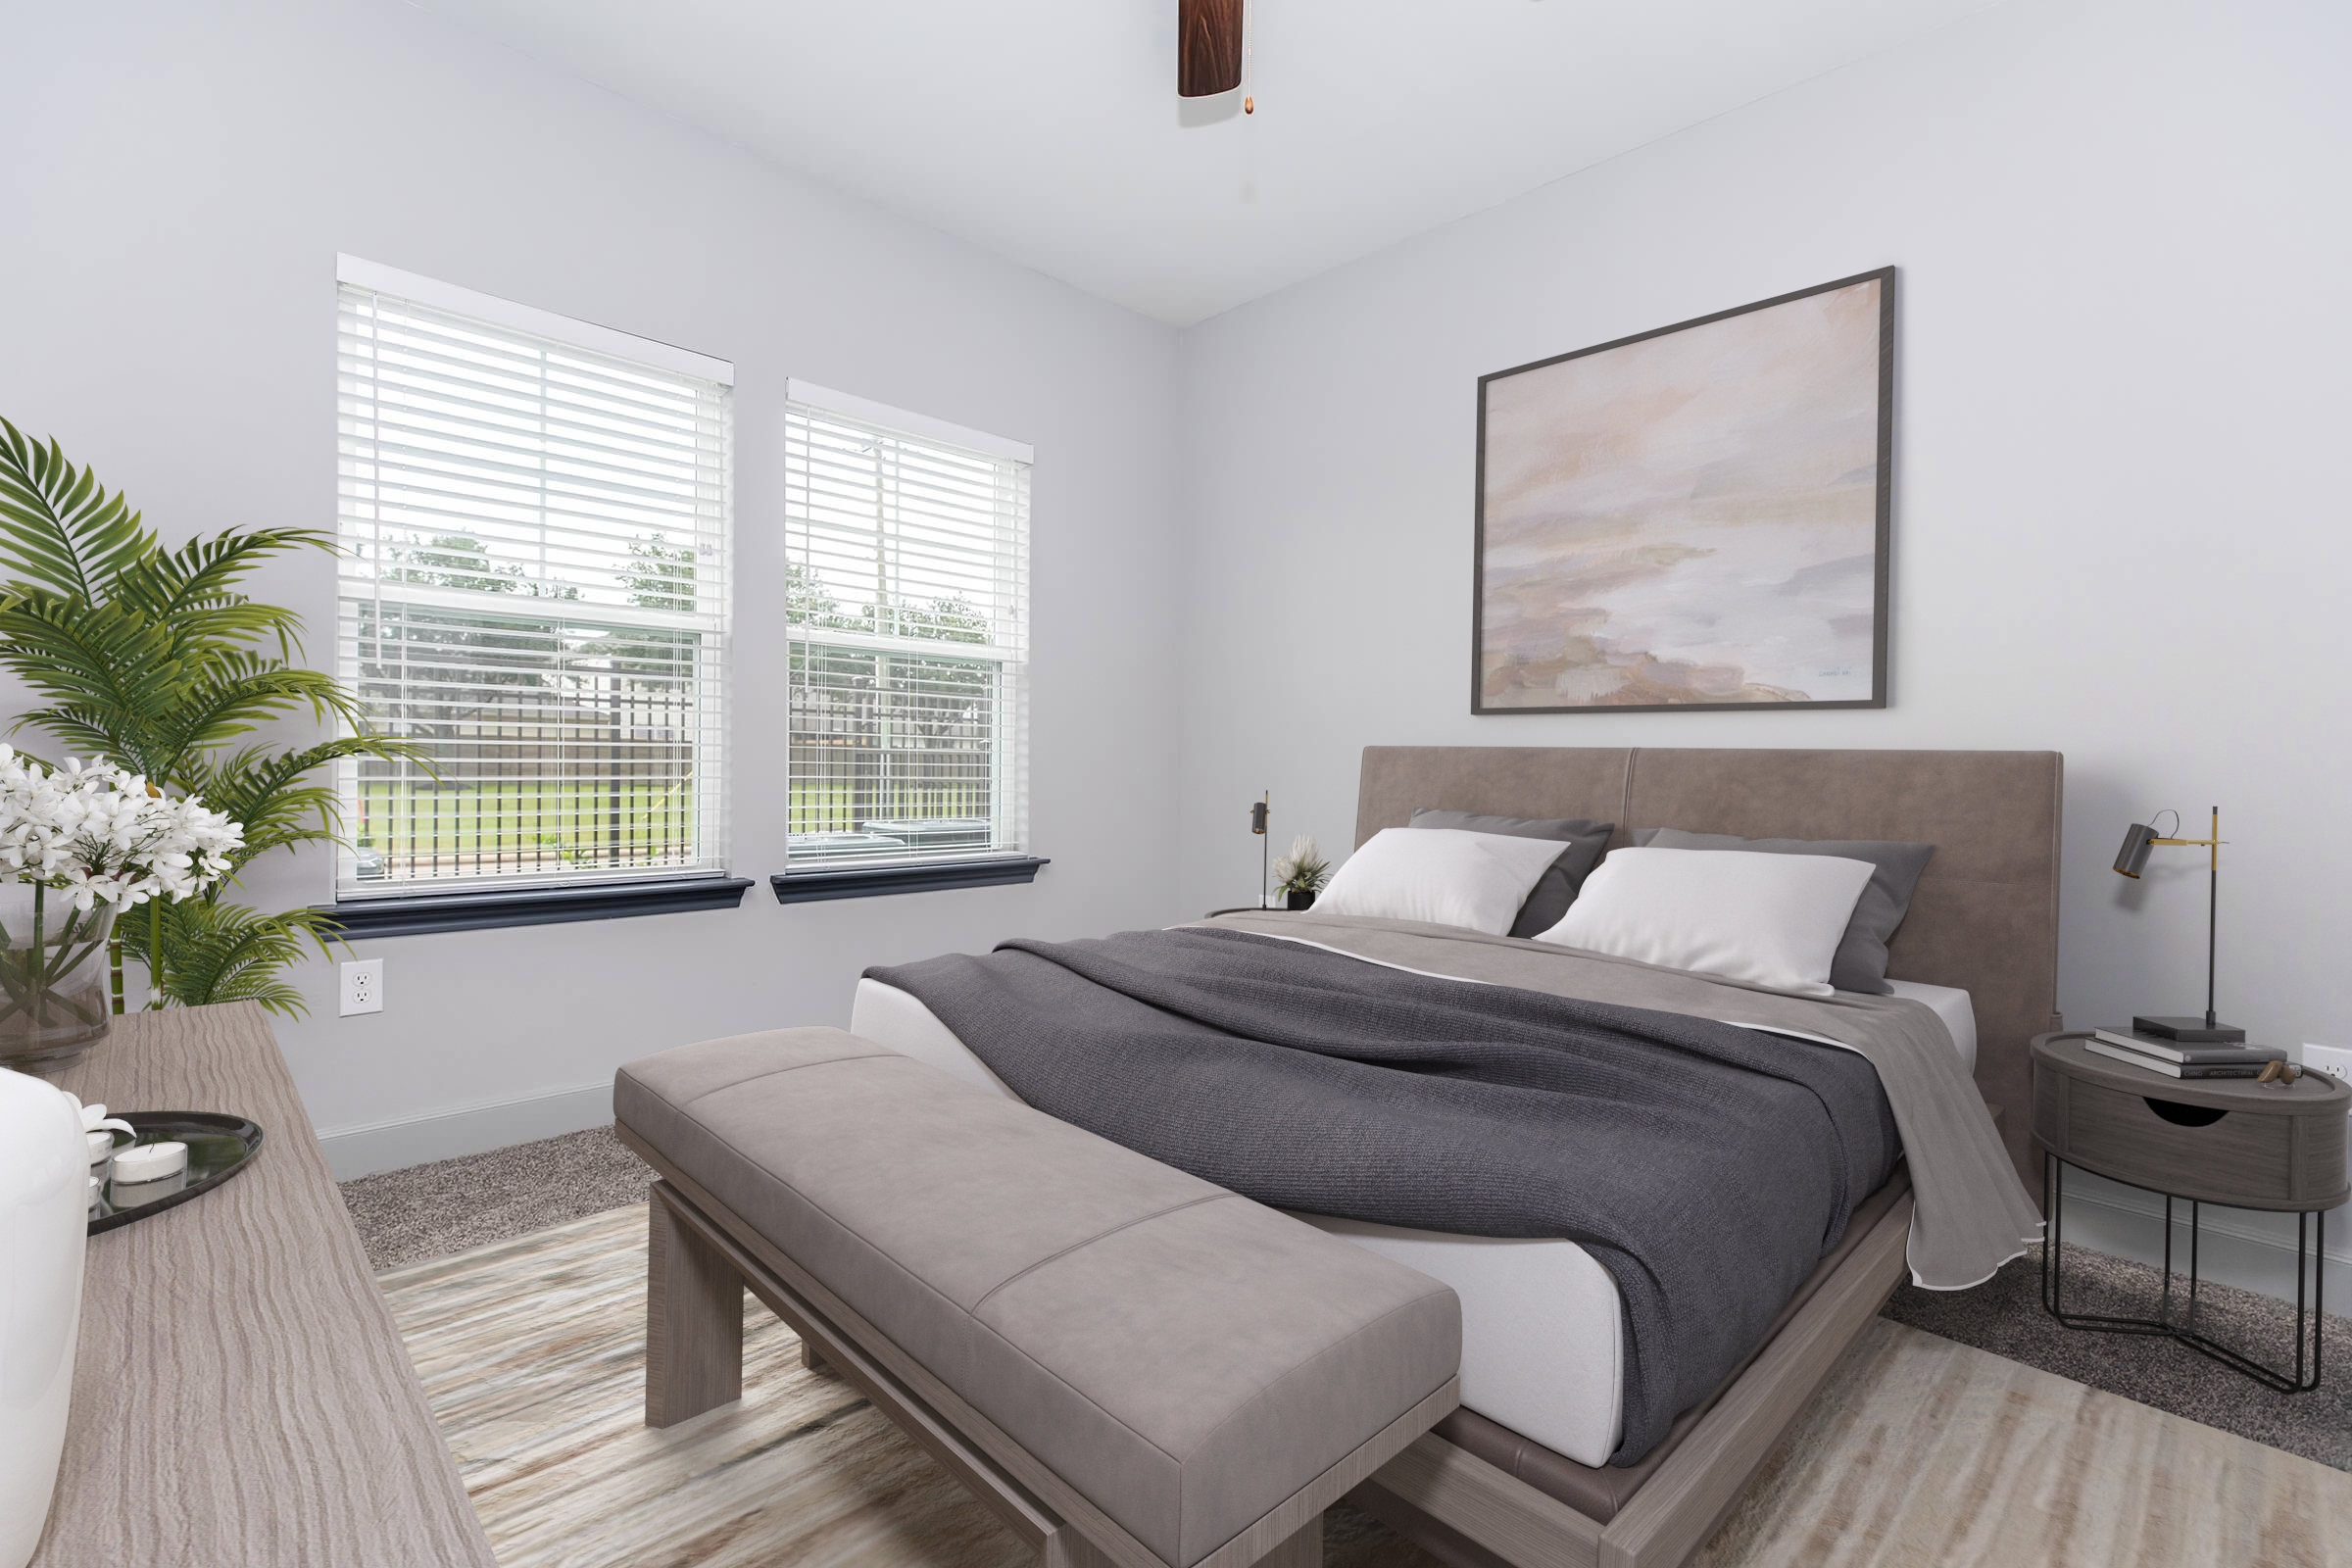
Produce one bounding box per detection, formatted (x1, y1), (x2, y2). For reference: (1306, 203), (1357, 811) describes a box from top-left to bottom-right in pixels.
(90, 1111), (266, 1234)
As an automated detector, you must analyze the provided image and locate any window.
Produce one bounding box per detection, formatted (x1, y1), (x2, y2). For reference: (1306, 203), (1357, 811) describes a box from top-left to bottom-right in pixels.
(782, 382), (1030, 872)
(334, 258), (732, 899)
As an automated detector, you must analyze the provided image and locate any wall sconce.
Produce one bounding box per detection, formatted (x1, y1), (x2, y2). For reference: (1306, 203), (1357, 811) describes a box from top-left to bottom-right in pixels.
(1250, 791), (1269, 907)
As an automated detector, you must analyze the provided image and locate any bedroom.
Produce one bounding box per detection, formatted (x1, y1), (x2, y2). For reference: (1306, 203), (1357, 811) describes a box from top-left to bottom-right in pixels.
(0, 3), (2345, 1567)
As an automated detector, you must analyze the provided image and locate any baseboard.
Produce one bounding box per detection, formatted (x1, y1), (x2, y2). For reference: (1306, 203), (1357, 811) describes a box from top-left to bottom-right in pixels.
(317, 1081), (613, 1180)
(2059, 1169), (2350, 1314)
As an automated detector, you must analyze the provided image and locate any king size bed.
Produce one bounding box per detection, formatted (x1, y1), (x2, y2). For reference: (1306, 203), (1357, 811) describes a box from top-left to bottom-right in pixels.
(850, 746), (2062, 1568)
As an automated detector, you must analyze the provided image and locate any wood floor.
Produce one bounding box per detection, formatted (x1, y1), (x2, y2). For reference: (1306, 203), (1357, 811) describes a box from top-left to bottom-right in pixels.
(379, 1203), (2352, 1568)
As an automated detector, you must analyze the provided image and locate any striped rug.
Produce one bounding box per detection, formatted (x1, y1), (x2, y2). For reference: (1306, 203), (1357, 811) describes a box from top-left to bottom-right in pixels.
(379, 1204), (2352, 1568)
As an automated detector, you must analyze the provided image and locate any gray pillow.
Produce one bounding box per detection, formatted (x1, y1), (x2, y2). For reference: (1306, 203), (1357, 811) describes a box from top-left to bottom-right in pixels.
(1629, 828), (1934, 995)
(1409, 808), (1615, 940)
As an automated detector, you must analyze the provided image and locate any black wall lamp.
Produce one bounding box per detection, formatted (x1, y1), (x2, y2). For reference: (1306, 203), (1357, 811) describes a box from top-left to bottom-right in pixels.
(1250, 791), (1269, 908)
(2113, 806), (2242, 1043)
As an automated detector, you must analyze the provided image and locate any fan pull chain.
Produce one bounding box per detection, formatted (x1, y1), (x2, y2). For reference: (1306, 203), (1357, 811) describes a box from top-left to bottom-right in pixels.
(1243, 0), (1254, 113)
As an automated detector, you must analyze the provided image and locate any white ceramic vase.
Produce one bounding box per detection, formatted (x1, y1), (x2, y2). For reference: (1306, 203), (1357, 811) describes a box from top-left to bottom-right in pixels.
(0, 1067), (86, 1568)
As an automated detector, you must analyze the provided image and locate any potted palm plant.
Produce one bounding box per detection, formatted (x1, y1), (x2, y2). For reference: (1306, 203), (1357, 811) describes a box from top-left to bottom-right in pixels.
(0, 419), (417, 1020)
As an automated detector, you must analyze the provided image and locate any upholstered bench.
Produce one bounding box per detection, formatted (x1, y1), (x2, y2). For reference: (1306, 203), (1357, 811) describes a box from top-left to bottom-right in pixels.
(614, 1027), (1462, 1568)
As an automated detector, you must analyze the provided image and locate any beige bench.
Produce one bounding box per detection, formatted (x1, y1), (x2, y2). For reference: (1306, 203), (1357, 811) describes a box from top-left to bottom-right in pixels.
(614, 1027), (1462, 1568)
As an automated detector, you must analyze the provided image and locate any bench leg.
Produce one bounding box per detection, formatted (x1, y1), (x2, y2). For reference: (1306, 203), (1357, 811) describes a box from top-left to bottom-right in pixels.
(645, 1181), (745, 1427)
(1252, 1514), (1321, 1568)
(1041, 1525), (1117, 1568)
(1040, 1511), (1318, 1568)
(800, 1340), (833, 1376)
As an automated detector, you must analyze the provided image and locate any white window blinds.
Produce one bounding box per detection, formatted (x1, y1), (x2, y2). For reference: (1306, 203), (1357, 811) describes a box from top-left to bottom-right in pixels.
(334, 262), (732, 896)
(783, 386), (1030, 868)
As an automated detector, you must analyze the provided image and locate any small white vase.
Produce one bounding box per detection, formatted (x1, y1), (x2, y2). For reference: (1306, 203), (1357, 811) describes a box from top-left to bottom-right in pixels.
(0, 1068), (86, 1568)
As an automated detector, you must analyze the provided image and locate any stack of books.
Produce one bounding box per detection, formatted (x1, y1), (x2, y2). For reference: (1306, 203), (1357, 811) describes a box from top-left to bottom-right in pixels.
(2084, 1026), (2286, 1078)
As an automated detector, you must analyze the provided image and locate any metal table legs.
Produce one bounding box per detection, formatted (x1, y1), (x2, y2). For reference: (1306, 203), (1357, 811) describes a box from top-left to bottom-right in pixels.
(2040, 1153), (2324, 1393)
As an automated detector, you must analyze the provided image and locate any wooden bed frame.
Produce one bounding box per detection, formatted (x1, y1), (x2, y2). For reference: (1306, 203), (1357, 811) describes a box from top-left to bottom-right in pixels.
(1338, 745), (2064, 1568)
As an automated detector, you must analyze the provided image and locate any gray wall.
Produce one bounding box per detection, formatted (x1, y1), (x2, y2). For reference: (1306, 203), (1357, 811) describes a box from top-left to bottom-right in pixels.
(1172, 0), (2352, 1297)
(0, 0), (1187, 1169)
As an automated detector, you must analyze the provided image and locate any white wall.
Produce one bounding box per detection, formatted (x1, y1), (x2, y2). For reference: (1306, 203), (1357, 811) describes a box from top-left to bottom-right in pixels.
(1173, 1), (2352, 1291)
(6, 0), (2346, 1317)
(0, 0), (1186, 1171)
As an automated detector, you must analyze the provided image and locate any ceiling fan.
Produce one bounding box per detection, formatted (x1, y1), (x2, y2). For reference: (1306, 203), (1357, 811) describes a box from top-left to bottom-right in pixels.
(1178, 0), (1249, 108)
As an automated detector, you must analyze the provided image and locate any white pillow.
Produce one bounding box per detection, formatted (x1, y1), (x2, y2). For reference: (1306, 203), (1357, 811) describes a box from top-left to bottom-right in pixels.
(1315, 828), (1574, 935)
(1534, 847), (1875, 997)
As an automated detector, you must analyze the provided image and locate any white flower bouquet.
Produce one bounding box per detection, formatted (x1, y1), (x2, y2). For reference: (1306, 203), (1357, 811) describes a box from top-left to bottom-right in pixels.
(0, 746), (242, 1062)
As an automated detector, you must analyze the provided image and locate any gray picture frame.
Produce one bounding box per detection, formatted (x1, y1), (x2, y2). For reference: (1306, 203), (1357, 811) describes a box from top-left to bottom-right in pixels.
(1472, 267), (1895, 714)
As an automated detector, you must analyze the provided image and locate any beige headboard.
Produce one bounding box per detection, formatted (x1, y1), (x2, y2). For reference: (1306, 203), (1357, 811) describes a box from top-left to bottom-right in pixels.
(1357, 746), (2063, 1194)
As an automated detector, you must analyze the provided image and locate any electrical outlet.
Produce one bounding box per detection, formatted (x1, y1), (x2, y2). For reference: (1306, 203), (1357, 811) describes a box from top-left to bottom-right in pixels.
(2301, 1044), (2352, 1086)
(340, 957), (383, 1017)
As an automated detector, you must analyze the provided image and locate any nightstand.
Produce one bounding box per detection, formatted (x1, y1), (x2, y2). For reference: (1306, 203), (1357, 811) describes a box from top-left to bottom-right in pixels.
(2031, 1031), (2351, 1391)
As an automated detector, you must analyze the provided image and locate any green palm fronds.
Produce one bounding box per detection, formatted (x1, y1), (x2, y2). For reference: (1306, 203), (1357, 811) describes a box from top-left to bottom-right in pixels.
(0, 419), (159, 601)
(0, 416), (418, 1014)
(116, 901), (329, 1018)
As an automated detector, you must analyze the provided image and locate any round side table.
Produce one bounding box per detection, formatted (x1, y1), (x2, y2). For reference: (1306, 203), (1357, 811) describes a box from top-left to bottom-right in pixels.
(2031, 1031), (2350, 1392)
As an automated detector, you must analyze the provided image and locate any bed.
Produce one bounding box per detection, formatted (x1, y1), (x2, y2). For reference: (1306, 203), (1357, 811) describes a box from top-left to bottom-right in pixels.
(858, 746), (2062, 1568)
(853, 970), (1975, 1467)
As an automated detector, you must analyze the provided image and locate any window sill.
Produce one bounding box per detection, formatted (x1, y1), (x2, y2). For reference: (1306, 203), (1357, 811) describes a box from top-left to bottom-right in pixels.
(770, 857), (1050, 905)
(319, 876), (755, 938)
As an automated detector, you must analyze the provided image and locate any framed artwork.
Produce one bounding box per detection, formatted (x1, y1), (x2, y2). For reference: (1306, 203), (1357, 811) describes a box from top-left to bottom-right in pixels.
(1473, 267), (1893, 713)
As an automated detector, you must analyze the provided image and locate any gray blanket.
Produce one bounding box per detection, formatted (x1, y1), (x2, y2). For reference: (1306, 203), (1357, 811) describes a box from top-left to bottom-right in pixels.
(870, 916), (2034, 1463)
(1206, 913), (2042, 1288)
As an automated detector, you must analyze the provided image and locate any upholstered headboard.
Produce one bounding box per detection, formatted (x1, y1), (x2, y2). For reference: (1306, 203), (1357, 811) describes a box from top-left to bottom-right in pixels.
(1356, 746), (2063, 1194)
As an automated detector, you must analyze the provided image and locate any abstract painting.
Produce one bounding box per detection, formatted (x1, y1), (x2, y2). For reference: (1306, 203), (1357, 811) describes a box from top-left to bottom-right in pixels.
(1473, 269), (1893, 712)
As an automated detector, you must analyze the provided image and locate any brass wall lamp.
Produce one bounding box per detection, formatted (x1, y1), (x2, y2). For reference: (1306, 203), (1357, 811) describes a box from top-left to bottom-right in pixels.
(2113, 806), (2242, 1043)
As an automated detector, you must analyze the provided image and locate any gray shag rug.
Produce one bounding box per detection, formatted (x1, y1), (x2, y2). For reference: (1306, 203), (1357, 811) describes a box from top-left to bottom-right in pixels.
(339, 1123), (651, 1271)
(345, 1126), (2349, 1472)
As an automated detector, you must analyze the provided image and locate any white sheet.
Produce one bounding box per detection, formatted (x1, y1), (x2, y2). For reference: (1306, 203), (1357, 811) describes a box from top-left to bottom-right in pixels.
(1884, 978), (1976, 1074)
(847, 968), (1976, 1469)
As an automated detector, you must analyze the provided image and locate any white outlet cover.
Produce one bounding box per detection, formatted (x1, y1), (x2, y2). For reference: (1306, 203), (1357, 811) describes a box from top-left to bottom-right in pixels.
(340, 957), (383, 1018)
(2300, 1043), (2352, 1083)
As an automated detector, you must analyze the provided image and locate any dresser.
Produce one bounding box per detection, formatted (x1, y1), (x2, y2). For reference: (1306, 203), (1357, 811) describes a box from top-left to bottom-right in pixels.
(28, 1003), (495, 1567)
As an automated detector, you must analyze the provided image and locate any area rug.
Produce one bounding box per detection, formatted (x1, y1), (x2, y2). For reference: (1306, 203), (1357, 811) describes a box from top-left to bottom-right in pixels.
(379, 1203), (2352, 1568)
(347, 1125), (2352, 1475)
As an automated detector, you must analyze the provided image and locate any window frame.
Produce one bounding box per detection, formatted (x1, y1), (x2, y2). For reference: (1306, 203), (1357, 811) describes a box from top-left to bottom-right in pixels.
(777, 381), (1035, 892)
(326, 257), (740, 921)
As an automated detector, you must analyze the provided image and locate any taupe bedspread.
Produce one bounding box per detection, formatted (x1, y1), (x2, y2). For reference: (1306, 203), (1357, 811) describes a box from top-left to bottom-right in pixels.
(1203, 910), (2041, 1292)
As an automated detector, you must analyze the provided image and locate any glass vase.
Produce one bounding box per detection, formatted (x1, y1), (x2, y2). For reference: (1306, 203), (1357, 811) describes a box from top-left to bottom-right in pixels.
(0, 881), (116, 1073)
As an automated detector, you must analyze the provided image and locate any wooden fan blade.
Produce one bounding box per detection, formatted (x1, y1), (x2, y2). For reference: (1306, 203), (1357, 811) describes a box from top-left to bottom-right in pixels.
(1179, 0), (1245, 98)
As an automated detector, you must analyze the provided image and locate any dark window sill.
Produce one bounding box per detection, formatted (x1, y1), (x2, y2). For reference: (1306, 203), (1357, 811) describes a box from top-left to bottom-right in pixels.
(318, 876), (755, 938)
(770, 856), (1049, 904)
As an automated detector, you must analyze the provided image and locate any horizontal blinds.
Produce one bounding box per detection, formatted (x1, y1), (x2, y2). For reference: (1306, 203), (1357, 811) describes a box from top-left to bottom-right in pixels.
(336, 280), (732, 894)
(784, 403), (1029, 867)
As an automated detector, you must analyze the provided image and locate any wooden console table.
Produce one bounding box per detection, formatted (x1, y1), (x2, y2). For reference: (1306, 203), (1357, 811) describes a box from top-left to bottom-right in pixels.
(27, 1002), (495, 1567)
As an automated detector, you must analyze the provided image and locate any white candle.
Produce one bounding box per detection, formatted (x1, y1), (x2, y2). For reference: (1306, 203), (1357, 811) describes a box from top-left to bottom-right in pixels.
(111, 1141), (187, 1183)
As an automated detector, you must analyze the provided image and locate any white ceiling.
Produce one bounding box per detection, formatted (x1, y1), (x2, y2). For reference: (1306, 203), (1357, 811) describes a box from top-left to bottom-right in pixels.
(421, 0), (1996, 325)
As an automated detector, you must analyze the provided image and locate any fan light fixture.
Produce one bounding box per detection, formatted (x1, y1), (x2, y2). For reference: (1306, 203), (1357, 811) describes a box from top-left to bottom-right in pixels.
(1179, 0), (1250, 110)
